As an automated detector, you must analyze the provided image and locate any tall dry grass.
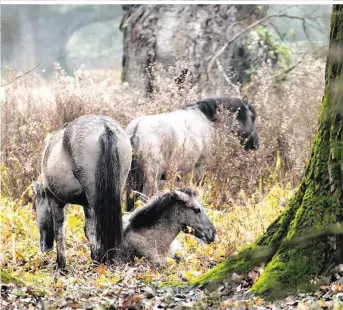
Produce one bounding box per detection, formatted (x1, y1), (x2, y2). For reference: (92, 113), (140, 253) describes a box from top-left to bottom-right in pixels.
(1, 56), (324, 206)
(0, 55), (327, 294)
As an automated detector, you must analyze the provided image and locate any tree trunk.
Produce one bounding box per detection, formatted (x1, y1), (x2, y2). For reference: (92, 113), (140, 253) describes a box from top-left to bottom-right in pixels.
(120, 4), (267, 96)
(193, 4), (343, 299)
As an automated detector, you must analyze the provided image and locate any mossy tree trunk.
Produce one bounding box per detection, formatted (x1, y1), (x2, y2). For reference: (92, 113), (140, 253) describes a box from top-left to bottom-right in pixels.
(194, 4), (343, 299)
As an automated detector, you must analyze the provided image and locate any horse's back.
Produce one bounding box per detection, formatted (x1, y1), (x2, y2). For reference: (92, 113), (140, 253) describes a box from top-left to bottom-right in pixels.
(65, 115), (132, 189)
(43, 115), (132, 202)
(126, 109), (212, 173)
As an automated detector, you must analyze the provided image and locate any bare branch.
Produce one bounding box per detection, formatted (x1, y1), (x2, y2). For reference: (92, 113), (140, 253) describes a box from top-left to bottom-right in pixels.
(1, 64), (40, 87)
(268, 23), (285, 40)
(244, 44), (327, 92)
(215, 59), (231, 85)
(206, 5), (325, 81)
(206, 5), (298, 80)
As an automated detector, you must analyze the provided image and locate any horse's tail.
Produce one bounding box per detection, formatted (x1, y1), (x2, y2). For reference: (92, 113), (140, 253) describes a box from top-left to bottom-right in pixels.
(126, 135), (145, 211)
(95, 124), (123, 261)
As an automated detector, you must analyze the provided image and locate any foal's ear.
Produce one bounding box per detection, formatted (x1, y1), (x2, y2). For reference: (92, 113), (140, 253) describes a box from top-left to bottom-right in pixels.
(171, 189), (190, 202)
(242, 96), (249, 109)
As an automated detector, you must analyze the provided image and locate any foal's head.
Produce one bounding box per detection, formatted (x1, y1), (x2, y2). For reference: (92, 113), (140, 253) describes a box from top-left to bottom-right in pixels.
(171, 188), (216, 244)
(33, 180), (54, 252)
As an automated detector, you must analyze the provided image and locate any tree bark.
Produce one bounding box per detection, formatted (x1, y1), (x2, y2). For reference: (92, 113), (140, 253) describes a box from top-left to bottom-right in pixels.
(193, 4), (343, 299)
(120, 4), (267, 96)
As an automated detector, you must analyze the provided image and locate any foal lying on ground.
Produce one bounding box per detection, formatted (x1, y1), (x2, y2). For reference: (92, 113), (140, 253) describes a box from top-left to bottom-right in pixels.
(123, 188), (216, 266)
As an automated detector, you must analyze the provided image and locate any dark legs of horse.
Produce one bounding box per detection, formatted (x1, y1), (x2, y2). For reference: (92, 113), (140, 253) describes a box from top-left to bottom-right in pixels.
(194, 160), (206, 186)
(50, 199), (66, 269)
(82, 206), (98, 261)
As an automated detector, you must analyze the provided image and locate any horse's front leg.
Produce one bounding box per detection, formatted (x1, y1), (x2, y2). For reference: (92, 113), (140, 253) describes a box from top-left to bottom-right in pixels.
(51, 201), (66, 269)
(194, 155), (206, 185)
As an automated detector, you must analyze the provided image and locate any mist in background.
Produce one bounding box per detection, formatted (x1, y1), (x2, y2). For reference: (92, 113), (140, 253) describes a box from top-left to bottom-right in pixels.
(1, 4), (331, 80)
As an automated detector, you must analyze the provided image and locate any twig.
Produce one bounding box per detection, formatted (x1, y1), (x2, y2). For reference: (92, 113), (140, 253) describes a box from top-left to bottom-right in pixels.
(244, 48), (315, 93)
(131, 190), (149, 201)
(18, 183), (33, 201)
(1, 64), (40, 87)
(207, 5), (295, 80)
(206, 5), (325, 81)
(216, 59), (240, 95)
(215, 59), (231, 85)
(68, 267), (92, 288)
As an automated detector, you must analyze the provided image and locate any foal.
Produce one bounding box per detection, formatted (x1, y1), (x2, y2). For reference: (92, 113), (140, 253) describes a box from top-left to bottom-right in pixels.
(123, 188), (216, 266)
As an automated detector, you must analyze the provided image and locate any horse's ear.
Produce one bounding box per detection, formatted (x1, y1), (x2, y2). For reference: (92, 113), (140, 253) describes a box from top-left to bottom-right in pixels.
(172, 189), (190, 202)
(32, 180), (41, 195)
(242, 96), (249, 109)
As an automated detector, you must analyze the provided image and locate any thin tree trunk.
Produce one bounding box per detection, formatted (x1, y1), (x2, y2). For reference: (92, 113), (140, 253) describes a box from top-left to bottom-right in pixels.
(193, 4), (343, 299)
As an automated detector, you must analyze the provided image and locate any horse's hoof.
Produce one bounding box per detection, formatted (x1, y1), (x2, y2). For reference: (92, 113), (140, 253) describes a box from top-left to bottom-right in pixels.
(56, 260), (66, 271)
(40, 243), (53, 252)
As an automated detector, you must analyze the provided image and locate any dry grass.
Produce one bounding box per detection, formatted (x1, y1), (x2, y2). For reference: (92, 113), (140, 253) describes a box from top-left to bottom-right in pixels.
(0, 55), (324, 294)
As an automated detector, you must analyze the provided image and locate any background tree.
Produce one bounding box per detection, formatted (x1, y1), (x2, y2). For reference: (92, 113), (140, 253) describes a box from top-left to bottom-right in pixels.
(194, 4), (343, 298)
(1, 5), (123, 75)
(120, 4), (268, 96)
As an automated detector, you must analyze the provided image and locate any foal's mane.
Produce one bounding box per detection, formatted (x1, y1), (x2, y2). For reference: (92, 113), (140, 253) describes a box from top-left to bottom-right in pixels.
(127, 188), (197, 229)
(181, 96), (256, 122)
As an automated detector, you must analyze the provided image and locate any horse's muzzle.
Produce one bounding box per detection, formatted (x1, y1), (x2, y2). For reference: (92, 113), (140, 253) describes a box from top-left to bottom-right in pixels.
(244, 131), (259, 150)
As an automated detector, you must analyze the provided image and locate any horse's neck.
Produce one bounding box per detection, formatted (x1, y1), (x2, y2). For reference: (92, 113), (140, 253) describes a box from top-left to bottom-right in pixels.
(152, 207), (181, 245)
(177, 109), (213, 132)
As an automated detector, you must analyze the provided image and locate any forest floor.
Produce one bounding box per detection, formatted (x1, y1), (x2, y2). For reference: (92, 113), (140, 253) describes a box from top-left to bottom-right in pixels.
(1, 186), (343, 310)
(2, 266), (343, 309)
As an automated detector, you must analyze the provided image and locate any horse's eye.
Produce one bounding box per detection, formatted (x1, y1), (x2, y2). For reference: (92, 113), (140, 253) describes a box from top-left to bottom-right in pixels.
(194, 207), (201, 213)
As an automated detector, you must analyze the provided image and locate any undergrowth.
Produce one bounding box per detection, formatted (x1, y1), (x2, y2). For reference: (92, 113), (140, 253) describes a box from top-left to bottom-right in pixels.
(0, 180), (292, 296)
(0, 54), (324, 296)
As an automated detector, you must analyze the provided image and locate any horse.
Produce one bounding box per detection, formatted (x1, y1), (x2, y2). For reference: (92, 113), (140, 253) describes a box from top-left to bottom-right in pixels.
(33, 115), (132, 269)
(125, 96), (259, 211)
(122, 188), (216, 266)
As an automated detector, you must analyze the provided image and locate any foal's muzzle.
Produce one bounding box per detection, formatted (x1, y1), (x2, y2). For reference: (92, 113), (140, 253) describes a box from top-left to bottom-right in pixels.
(193, 226), (216, 244)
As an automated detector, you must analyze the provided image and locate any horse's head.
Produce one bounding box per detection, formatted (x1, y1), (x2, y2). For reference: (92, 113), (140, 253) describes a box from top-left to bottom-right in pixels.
(33, 180), (54, 252)
(197, 96), (259, 150)
(231, 97), (259, 150)
(171, 188), (216, 244)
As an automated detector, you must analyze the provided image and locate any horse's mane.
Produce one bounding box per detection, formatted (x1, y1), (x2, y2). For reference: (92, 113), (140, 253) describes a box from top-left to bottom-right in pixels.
(181, 96), (256, 122)
(127, 188), (198, 229)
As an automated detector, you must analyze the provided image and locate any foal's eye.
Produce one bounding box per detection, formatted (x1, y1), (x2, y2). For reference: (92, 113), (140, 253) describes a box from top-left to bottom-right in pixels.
(194, 207), (201, 213)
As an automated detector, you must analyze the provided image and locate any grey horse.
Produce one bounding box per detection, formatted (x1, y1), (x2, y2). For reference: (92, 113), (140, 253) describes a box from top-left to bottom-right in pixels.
(123, 188), (216, 266)
(33, 115), (132, 268)
(125, 96), (259, 211)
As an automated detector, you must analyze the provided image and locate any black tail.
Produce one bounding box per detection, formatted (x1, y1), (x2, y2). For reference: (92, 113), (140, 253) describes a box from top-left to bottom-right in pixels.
(126, 136), (145, 211)
(95, 125), (123, 262)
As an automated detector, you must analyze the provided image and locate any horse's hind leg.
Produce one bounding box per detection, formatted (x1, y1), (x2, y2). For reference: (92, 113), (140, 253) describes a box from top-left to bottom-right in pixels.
(82, 206), (98, 262)
(50, 199), (66, 269)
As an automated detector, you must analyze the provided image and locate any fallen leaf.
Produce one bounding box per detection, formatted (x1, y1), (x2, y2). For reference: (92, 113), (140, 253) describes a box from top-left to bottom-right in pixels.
(122, 295), (133, 309)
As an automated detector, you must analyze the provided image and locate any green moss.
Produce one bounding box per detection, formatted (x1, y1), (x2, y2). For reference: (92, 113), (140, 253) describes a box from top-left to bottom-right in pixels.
(191, 245), (274, 286)
(250, 248), (322, 300)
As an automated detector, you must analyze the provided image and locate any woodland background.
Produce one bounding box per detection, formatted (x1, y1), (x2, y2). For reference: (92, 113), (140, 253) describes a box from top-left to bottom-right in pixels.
(1, 3), (343, 309)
